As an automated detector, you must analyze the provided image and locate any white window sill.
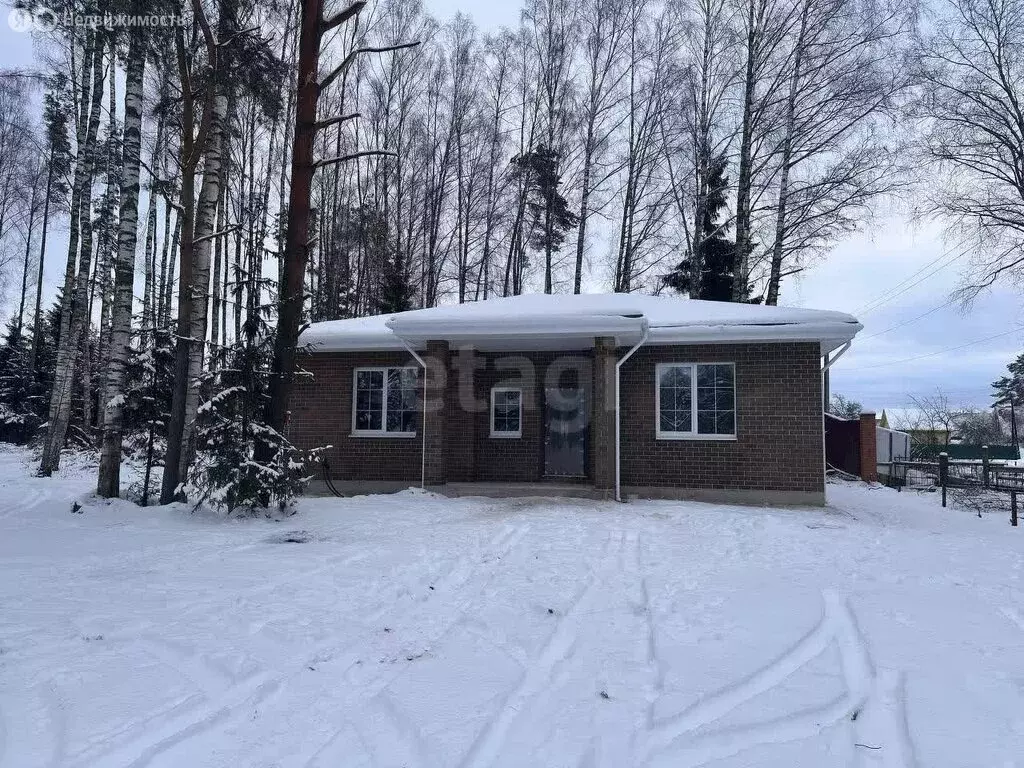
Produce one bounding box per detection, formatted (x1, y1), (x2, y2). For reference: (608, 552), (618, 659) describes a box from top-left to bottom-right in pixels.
(350, 431), (418, 439)
(490, 432), (522, 439)
(656, 433), (737, 441)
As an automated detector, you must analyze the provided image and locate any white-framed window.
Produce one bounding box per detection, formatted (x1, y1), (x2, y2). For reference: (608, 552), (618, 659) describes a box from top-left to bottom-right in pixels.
(655, 362), (736, 440)
(351, 366), (419, 437)
(490, 387), (523, 438)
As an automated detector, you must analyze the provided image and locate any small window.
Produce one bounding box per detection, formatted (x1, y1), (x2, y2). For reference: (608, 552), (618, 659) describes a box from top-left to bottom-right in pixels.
(656, 363), (735, 439)
(352, 367), (418, 436)
(490, 388), (522, 438)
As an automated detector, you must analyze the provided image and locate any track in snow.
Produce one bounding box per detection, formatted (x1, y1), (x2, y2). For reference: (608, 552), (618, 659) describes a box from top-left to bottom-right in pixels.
(72, 522), (530, 768)
(642, 591), (917, 768)
(459, 529), (645, 768)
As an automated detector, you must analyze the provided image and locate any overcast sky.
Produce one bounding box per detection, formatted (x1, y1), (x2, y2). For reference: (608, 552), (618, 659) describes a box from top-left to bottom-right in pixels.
(2, 0), (1019, 415)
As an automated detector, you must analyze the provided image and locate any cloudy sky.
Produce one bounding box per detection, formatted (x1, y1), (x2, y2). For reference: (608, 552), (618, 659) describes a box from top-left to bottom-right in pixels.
(2, 0), (1019, 415)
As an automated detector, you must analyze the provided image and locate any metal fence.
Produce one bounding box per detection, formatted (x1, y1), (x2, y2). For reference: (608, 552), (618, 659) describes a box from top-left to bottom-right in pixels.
(886, 450), (1021, 526)
(876, 426), (910, 485)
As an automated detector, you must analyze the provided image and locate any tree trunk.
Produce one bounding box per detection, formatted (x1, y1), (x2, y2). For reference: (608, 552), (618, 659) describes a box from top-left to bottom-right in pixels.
(16, 176), (38, 337)
(97, 26), (146, 498)
(161, 26), (203, 504)
(39, 35), (105, 476)
(29, 160), (53, 370)
(177, 91), (228, 484)
(766, 0), (809, 307)
(260, 0), (326, 460)
(732, 0), (759, 302)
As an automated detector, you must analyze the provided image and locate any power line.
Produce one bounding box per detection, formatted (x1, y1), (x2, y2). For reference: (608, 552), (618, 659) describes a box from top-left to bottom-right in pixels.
(856, 326), (1024, 370)
(858, 298), (956, 340)
(854, 237), (971, 317)
(854, 241), (964, 315)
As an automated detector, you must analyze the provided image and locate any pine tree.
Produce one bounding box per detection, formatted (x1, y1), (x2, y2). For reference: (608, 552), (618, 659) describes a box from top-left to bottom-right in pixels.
(510, 144), (580, 291)
(664, 153), (736, 301)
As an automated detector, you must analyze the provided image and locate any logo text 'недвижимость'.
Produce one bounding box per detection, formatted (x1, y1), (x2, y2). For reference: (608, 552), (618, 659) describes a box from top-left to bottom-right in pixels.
(8, 7), (187, 33)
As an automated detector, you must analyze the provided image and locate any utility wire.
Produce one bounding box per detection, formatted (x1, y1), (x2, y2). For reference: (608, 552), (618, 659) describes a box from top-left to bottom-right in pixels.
(856, 326), (1024, 370)
(858, 298), (956, 341)
(854, 237), (971, 317)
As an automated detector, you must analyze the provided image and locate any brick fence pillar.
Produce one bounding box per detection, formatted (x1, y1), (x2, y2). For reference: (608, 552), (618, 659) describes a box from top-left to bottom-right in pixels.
(859, 412), (877, 482)
(423, 340), (450, 485)
(592, 337), (617, 494)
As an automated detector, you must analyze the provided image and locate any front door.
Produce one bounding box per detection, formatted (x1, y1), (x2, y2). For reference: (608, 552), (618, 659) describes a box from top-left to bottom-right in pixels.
(544, 387), (587, 478)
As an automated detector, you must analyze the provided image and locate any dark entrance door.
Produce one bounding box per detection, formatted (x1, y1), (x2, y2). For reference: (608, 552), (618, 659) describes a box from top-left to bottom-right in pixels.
(544, 387), (587, 478)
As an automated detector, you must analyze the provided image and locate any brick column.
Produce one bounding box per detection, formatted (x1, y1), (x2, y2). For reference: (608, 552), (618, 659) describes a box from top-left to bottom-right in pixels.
(446, 346), (477, 482)
(592, 337), (617, 494)
(858, 412), (877, 482)
(423, 340), (450, 485)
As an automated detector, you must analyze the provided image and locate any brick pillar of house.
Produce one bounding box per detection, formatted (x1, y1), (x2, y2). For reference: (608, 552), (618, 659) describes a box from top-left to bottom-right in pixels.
(859, 412), (877, 482)
(592, 337), (617, 494)
(446, 346), (477, 482)
(423, 340), (450, 485)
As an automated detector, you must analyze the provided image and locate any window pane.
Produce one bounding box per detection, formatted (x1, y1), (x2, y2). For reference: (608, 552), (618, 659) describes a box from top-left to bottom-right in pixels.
(493, 390), (521, 433)
(355, 370), (384, 431)
(658, 365), (692, 433)
(385, 368), (418, 433)
(716, 411), (735, 434)
(696, 364), (735, 435)
(698, 410), (716, 434)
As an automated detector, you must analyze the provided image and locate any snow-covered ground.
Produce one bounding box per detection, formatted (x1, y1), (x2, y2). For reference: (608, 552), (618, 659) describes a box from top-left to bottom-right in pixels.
(1, 445), (1022, 768)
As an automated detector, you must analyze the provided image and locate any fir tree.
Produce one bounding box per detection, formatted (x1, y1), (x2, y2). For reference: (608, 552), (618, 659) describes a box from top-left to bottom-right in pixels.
(377, 251), (415, 314)
(664, 153), (736, 301)
(0, 320), (40, 444)
(183, 300), (325, 514)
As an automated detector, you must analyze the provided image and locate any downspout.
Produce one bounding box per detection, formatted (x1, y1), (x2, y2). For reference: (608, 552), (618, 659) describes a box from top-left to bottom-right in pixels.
(820, 340), (852, 495)
(615, 319), (650, 502)
(397, 337), (428, 489)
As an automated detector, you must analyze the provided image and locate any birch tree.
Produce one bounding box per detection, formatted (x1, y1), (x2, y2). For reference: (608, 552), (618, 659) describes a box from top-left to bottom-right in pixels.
(914, 0), (1024, 297)
(732, 0), (795, 301)
(97, 11), (147, 498)
(572, 0), (629, 293)
(762, 0), (909, 304)
(39, 29), (106, 476)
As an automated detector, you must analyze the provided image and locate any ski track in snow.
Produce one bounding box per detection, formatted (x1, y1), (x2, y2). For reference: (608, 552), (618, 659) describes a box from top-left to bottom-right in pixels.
(2, 449), (1022, 768)
(458, 529), (628, 768)
(300, 522), (534, 768)
(77, 522), (533, 768)
(643, 591), (916, 768)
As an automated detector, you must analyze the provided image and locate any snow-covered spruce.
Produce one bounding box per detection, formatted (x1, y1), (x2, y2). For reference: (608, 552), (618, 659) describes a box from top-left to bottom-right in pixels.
(182, 329), (327, 515)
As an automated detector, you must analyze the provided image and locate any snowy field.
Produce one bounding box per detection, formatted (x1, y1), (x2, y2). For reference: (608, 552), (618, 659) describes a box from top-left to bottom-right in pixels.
(1, 445), (1022, 768)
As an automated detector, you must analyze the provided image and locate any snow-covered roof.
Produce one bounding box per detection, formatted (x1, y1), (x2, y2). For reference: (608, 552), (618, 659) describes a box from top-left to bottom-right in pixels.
(300, 293), (862, 354)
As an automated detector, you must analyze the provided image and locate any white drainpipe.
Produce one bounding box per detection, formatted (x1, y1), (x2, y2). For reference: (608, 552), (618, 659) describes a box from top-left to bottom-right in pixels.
(397, 338), (428, 489)
(820, 339), (852, 488)
(615, 320), (650, 502)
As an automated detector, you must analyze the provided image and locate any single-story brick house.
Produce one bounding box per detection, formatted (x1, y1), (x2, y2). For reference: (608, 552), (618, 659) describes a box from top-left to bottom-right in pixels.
(291, 294), (861, 505)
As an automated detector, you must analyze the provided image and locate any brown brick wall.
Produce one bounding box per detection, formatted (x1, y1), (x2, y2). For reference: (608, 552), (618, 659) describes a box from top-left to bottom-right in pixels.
(289, 351), (423, 482)
(471, 351), (594, 482)
(290, 342), (824, 494)
(619, 342), (824, 493)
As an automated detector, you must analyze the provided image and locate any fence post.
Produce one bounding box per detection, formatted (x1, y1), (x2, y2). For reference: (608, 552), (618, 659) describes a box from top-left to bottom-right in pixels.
(982, 444), (990, 487)
(939, 452), (948, 508)
(1013, 491), (1019, 527)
